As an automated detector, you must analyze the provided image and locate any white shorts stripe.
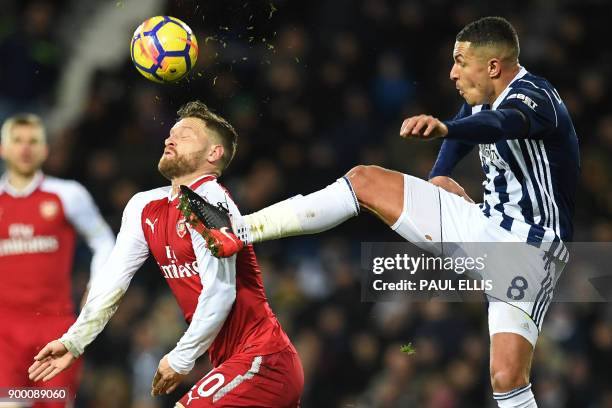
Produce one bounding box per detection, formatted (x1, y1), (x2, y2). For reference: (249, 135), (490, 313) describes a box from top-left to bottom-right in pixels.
(212, 356), (263, 403)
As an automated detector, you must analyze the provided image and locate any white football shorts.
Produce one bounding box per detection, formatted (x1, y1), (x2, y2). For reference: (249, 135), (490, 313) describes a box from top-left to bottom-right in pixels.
(391, 174), (565, 347)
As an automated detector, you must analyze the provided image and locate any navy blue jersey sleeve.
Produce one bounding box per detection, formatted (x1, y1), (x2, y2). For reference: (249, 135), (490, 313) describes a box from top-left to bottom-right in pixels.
(429, 139), (474, 178)
(429, 103), (474, 178)
(444, 109), (529, 144)
(443, 86), (557, 144)
(497, 86), (557, 138)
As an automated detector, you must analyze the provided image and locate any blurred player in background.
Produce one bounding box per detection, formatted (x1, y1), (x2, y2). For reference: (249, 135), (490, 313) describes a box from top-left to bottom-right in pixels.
(0, 114), (115, 407)
(190, 17), (579, 408)
(29, 102), (303, 407)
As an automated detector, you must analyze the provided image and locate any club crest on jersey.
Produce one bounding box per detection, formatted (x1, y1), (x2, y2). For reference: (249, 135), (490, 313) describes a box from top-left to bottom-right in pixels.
(176, 216), (188, 238)
(40, 200), (59, 220)
(479, 143), (508, 169)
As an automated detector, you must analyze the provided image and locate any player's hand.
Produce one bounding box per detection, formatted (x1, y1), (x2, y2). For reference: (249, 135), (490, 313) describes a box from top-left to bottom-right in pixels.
(429, 176), (474, 203)
(400, 115), (448, 140)
(151, 355), (186, 396)
(28, 340), (77, 382)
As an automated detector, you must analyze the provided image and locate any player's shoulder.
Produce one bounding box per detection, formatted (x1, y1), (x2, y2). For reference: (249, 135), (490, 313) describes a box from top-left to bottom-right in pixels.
(128, 186), (170, 209)
(193, 177), (229, 197)
(507, 72), (557, 104)
(41, 175), (83, 192)
(515, 71), (554, 91)
(499, 71), (560, 120)
(40, 176), (91, 201)
(193, 177), (240, 216)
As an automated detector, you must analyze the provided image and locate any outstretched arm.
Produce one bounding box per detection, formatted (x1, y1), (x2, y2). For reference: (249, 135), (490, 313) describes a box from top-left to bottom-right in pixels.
(401, 87), (557, 144)
(28, 193), (150, 382)
(400, 109), (529, 143)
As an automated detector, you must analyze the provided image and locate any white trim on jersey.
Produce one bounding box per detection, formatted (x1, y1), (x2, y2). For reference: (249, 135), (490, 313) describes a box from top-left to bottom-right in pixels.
(0, 171), (44, 197)
(167, 173), (217, 201)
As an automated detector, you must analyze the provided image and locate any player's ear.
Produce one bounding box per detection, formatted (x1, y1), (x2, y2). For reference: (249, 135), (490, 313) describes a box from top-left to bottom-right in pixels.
(488, 58), (501, 79)
(41, 143), (49, 161)
(208, 144), (225, 164)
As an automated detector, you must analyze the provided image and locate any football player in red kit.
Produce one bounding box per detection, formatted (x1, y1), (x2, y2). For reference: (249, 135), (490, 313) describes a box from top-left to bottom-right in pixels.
(28, 102), (304, 407)
(0, 113), (115, 407)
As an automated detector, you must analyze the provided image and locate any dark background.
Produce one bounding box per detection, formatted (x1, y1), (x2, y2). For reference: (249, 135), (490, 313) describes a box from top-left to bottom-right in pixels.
(1, 0), (611, 407)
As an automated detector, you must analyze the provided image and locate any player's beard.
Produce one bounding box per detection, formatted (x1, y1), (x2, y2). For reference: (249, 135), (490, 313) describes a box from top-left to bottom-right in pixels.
(158, 149), (206, 181)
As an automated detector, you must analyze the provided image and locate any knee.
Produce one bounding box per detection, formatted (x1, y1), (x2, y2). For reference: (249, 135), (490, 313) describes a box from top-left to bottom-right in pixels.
(490, 366), (529, 393)
(345, 165), (382, 203)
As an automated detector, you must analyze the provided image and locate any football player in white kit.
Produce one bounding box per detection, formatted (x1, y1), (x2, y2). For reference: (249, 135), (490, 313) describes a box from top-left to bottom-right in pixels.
(188, 17), (579, 408)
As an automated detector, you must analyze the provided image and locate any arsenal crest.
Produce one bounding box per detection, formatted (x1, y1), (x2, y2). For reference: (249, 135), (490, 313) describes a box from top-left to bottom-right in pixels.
(40, 200), (59, 220)
(176, 216), (187, 238)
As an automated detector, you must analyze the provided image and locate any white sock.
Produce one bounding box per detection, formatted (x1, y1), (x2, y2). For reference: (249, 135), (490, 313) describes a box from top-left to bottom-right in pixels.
(494, 384), (537, 408)
(240, 177), (360, 243)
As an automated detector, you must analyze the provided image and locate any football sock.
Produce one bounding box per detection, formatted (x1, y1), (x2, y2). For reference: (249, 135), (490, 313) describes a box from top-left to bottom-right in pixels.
(240, 177), (360, 243)
(493, 384), (537, 408)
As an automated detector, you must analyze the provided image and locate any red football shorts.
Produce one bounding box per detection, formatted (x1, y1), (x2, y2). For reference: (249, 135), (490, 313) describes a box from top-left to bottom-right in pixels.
(0, 311), (83, 408)
(176, 346), (304, 407)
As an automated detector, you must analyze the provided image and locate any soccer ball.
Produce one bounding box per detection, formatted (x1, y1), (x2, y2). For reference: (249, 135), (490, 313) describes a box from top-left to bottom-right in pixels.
(131, 16), (198, 83)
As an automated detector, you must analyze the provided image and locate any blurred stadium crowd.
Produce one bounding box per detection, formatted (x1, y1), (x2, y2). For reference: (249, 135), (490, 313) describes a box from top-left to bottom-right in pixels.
(1, 0), (611, 407)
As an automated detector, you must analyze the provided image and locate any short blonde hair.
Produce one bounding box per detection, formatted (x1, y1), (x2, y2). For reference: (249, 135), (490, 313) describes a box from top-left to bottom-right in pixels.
(1, 113), (46, 145)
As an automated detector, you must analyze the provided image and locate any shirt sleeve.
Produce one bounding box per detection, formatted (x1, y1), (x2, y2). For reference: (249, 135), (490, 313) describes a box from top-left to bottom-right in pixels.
(62, 182), (115, 285)
(429, 103), (475, 178)
(59, 193), (150, 357)
(444, 86), (557, 144)
(444, 109), (529, 144)
(166, 183), (238, 375)
(497, 86), (558, 138)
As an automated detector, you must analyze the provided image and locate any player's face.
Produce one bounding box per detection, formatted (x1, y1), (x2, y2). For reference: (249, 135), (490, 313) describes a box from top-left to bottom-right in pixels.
(0, 124), (48, 176)
(450, 41), (494, 106)
(158, 117), (211, 180)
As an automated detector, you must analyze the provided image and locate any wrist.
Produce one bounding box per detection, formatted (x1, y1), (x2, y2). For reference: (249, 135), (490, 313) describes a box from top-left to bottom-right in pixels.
(167, 350), (193, 375)
(59, 338), (81, 358)
(441, 121), (451, 138)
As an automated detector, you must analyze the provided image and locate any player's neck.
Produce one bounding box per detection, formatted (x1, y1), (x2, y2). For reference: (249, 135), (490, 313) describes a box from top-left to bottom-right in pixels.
(6, 170), (39, 191)
(170, 169), (218, 196)
(490, 64), (521, 104)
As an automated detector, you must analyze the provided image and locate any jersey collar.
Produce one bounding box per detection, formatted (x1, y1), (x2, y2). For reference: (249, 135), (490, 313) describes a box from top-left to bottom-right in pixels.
(167, 173), (217, 202)
(0, 171), (44, 197)
(491, 66), (528, 110)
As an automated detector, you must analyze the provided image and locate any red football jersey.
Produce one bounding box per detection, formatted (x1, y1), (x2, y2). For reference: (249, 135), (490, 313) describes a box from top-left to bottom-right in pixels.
(61, 174), (291, 372)
(141, 175), (291, 367)
(0, 172), (114, 316)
